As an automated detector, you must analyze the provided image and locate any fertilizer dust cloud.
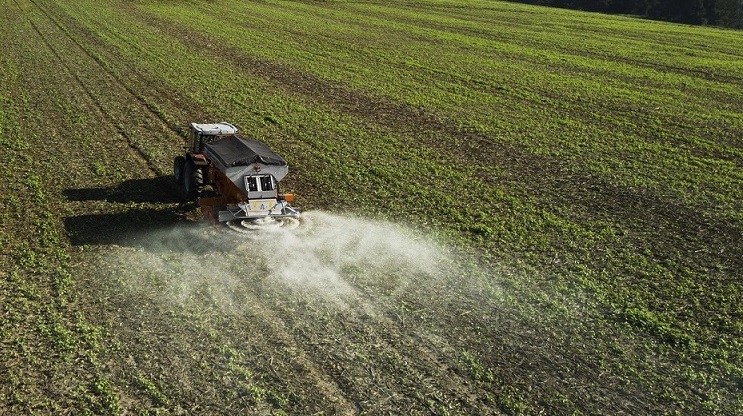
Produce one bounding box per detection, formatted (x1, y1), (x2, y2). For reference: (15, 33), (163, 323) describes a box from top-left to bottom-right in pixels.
(100, 211), (473, 313)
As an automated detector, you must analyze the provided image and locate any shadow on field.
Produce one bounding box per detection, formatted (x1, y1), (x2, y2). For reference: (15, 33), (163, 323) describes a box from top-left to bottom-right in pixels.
(63, 175), (203, 249)
(64, 209), (192, 248)
(64, 175), (183, 204)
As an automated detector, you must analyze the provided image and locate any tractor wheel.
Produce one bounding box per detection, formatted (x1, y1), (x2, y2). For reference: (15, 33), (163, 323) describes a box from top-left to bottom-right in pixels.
(173, 156), (186, 183)
(183, 159), (204, 200)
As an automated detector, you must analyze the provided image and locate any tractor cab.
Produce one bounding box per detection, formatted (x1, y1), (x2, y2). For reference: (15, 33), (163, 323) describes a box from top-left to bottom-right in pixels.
(188, 122), (238, 153)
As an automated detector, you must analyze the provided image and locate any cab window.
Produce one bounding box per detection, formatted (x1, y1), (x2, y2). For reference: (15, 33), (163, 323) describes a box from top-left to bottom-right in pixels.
(246, 177), (258, 192)
(260, 176), (273, 191)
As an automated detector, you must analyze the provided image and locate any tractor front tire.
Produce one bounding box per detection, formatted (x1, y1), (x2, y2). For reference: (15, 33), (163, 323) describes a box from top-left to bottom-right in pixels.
(183, 159), (204, 200)
(174, 156), (186, 184)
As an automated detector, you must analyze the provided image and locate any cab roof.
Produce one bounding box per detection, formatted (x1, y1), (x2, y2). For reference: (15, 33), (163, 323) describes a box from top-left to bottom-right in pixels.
(191, 122), (238, 136)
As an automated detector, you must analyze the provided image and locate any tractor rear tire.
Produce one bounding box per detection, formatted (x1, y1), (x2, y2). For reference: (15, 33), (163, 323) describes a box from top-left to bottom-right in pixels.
(183, 159), (204, 200)
(174, 156), (186, 184)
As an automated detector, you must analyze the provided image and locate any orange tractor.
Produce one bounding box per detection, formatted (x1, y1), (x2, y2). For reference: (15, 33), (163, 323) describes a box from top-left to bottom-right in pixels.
(174, 122), (299, 230)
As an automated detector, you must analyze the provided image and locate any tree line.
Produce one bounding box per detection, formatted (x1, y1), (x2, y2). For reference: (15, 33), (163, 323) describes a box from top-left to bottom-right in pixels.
(511, 0), (743, 28)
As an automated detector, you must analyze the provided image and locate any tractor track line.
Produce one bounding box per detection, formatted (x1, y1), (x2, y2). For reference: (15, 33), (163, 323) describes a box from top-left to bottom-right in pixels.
(27, 0), (185, 177)
(233, 290), (358, 414)
(312, 291), (494, 413)
(19, 0), (159, 176)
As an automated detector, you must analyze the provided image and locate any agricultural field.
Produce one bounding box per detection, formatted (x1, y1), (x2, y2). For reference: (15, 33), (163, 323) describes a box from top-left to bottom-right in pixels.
(1, 0), (741, 414)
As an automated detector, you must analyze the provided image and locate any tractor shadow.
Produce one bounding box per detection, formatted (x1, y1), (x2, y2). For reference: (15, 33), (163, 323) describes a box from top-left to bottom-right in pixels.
(63, 176), (210, 250)
(64, 175), (183, 205)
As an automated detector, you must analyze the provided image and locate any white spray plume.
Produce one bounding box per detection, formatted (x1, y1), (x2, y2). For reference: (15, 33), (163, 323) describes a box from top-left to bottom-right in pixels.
(104, 211), (451, 312)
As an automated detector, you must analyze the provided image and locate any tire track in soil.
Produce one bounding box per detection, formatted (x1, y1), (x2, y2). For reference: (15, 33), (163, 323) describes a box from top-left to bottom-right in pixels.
(233, 240), (483, 413)
(221, 217), (500, 413)
(1, 1), (112, 411)
(7, 4), (191, 409)
(229, 290), (359, 414)
(91, 241), (361, 413)
(281, 309), (453, 412)
(276, 257), (499, 412)
(233, 279), (493, 413)
(37, 0), (215, 126)
(128, 5), (546, 164)
(7, 1), (140, 181)
(291, 294), (496, 414)
(95, 264), (360, 413)
(27, 0), (186, 177)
